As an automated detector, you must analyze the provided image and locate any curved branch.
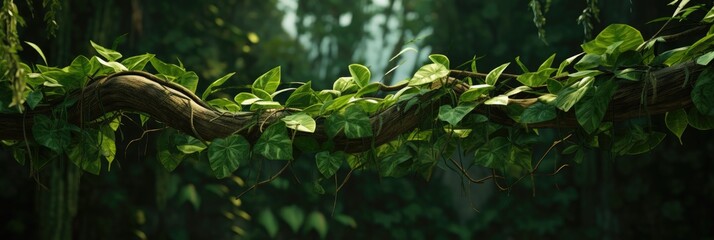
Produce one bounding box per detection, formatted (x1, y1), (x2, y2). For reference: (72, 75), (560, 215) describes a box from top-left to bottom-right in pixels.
(0, 62), (706, 153)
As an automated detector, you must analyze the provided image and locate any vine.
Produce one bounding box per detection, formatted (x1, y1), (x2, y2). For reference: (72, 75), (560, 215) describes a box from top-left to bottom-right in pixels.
(1, 2), (714, 202)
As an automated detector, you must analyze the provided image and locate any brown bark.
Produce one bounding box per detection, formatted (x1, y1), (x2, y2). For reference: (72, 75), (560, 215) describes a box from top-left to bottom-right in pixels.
(0, 62), (706, 153)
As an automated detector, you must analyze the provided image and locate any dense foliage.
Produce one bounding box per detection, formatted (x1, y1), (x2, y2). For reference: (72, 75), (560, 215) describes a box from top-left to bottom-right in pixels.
(2, 0), (714, 239)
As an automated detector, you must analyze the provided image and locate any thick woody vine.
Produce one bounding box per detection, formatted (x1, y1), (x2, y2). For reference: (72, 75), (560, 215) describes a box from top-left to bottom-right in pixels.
(2, 9), (714, 195)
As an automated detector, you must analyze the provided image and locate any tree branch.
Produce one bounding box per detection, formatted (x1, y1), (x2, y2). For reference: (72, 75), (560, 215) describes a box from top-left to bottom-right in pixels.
(0, 62), (706, 153)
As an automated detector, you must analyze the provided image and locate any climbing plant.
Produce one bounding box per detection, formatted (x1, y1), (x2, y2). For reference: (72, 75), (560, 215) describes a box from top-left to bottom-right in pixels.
(1, 1), (714, 188)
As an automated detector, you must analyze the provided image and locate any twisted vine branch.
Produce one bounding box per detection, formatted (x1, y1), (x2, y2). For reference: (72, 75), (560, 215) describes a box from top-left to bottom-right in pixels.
(0, 62), (706, 153)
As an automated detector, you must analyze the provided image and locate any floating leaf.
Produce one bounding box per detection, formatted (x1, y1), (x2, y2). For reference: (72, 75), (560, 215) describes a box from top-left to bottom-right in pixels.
(208, 135), (250, 179)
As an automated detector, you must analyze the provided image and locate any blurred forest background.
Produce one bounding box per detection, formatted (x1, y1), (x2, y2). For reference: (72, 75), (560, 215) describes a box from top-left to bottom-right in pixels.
(2, 0), (714, 239)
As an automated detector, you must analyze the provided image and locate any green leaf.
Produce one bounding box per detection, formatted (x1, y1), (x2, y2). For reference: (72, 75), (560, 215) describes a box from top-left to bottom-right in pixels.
(201, 72), (235, 100)
(121, 53), (154, 71)
(207, 98), (241, 112)
(280, 206), (305, 233)
(32, 115), (72, 153)
(305, 211), (328, 239)
(174, 135), (207, 154)
(150, 57), (185, 78)
(234, 92), (261, 105)
(99, 125), (116, 171)
(333, 77), (358, 93)
(515, 56), (529, 73)
(95, 57), (128, 73)
(484, 95), (508, 105)
(156, 130), (185, 171)
(90, 40), (123, 61)
(326, 105), (373, 138)
(516, 68), (556, 87)
(460, 84), (494, 102)
(682, 34), (714, 62)
(409, 63), (449, 86)
(547, 79), (563, 93)
(334, 214), (357, 228)
(67, 130), (102, 175)
(258, 209), (279, 238)
(581, 24), (644, 55)
(208, 135), (250, 179)
(429, 54), (450, 69)
(348, 64), (371, 88)
(665, 109), (688, 144)
(282, 113), (316, 133)
(315, 151), (345, 178)
(474, 137), (510, 169)
(253, 66), (281, 94)
(181, 184), (201, 210)
(696, 51), (714, 65)
(24, 41), (48, 65)
(438, 102), (477, 126)
(575, 80), (618, 134)
(687, 107), (714, 130)
(703, 6), (714, 23)
(692, 69), (714, 115)
(520, 102), (557, 124)
(557, 53), (584, 76)
(538, 53), (557, 71)
(254, 122), (293, 160)
(553, 76), (594, 112)
(624, 132), (666, 155)
(249, 100), (283, 110)
(574, 53), (602, 71)
(486, 63), (510, 86)
(175, 71), (199, 93)
(252, 88), (273, 101)
(26, 90), (43, 110)
(355, 82), (381, 97)
(286, 81), (316, 108)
